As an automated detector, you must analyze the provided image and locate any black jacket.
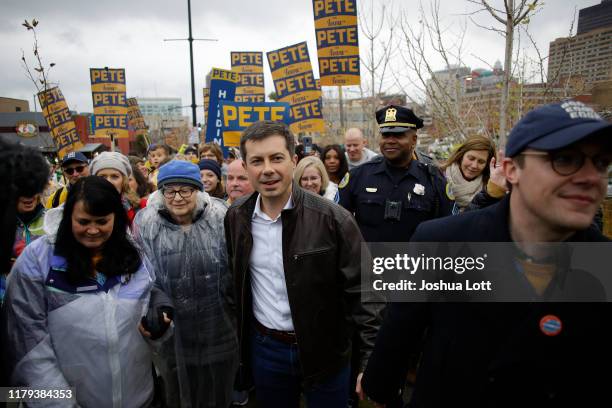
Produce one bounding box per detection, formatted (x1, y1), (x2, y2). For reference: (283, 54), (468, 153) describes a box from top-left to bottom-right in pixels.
(224, 186), (382, 387)
(362, 196), (612, 407)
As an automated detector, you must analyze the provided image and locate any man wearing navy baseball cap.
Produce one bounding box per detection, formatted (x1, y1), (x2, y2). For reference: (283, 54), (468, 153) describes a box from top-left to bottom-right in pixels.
(362, 101), (612, 407)
(45, 151), (90, 208)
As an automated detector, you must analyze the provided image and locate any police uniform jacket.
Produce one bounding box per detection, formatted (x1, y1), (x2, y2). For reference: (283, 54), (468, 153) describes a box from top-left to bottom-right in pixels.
(339, 156), (452, 242)
(362, 195), (611, 407)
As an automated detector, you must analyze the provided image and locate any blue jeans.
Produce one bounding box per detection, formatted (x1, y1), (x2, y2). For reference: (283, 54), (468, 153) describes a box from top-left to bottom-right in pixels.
(251, 329), (350, 408)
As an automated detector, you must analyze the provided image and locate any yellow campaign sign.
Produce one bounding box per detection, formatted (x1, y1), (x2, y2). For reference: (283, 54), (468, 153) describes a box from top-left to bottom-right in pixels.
(220, 101), (291, 147)
(267, 42), (325, 134)
(231, 51), (265, 103)
(312, 0), (361, 86)
(37, 87), (83, 159)
(90, 68), (129, 138)
(127, 98), (148, 138)
(279, 90), (323, 107)
(211, 67), (240, 82)
(236, 95), (266, 103)
(203, 87), (210, 125)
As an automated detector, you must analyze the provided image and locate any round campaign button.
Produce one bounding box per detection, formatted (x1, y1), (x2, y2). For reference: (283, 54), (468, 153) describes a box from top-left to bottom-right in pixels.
(539, 315), (562, 336)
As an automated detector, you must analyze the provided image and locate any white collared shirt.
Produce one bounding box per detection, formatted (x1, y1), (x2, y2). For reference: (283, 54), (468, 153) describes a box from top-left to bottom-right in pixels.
(249, 194), (294, 331)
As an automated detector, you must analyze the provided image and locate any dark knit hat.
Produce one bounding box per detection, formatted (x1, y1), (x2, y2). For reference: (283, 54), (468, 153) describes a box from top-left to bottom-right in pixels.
(198, 159), (222, 180)
(158, 160), (203, 191)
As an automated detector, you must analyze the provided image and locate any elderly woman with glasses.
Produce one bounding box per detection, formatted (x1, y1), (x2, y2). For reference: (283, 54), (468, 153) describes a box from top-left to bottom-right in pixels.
(132, 160), (237, 408)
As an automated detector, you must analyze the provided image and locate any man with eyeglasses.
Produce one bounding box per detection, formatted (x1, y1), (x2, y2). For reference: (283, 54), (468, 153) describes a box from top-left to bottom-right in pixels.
(362, 101), (612, 407)
(45, 151), (90, 208)
(132, 160), (238, 408)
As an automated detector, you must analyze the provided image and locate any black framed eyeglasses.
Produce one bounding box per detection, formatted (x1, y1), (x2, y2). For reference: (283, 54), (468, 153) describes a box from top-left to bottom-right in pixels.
(64, 165), (86, 175)
(520, 150), (612, 177)
(162, 187), (195, 199)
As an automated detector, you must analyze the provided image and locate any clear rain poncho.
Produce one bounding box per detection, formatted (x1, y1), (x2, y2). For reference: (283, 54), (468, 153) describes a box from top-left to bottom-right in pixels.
(4, 235), (154, 408)
(132, 190), (238, 408)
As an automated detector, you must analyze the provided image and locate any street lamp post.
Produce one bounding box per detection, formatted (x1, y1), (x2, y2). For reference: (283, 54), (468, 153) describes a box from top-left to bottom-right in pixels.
(164, 0), (218, 128)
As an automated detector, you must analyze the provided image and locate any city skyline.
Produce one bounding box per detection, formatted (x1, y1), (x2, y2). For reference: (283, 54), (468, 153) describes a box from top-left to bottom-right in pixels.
(0, 0), (601, 124)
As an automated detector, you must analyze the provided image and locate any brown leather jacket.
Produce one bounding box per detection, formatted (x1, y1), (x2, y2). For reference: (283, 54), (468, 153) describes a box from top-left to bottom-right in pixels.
(224, 186), (382, 387)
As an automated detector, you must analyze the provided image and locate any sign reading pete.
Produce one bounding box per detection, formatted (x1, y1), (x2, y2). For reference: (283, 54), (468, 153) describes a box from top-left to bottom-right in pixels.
(37, 87), (83, 159)
(127, 98), (148, 140)
(231, 51), (265, 103)
(312, 0), (360, 86)
(90, 68), (129, 139)
(267, 41), (325, 133)
(220, 101), (291, 148)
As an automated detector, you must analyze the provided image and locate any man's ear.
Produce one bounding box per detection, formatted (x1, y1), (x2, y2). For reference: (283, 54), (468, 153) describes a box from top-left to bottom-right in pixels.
(291, 154), (298, 167)
(503, 157), (520, 187)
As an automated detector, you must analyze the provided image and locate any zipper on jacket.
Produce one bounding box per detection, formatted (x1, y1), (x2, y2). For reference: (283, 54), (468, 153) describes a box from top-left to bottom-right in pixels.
(293, 246), (333, 261)
(104, 291), (122, 408)
(238, 231), (252, 388)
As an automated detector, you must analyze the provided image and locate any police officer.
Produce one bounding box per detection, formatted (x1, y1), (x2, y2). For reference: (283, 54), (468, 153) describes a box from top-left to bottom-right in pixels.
(339, 105), (453, 242)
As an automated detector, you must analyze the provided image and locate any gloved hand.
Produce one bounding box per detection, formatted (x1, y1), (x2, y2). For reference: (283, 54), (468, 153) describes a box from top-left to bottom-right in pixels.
(140, 306), (173, 340)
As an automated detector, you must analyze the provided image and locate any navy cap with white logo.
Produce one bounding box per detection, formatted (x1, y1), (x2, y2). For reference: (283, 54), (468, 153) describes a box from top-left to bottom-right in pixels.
(61, 151), (89, 167)
(505, 101), (612, 157)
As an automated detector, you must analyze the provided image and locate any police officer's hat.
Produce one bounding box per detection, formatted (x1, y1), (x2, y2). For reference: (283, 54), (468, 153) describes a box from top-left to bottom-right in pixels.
(376, 105), (424, 133)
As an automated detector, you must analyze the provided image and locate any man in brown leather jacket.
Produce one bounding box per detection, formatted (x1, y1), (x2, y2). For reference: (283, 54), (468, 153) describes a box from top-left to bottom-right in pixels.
(224, 121), (382, 407)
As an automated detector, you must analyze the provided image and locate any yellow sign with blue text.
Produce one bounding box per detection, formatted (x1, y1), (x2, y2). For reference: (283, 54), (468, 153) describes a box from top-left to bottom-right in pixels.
(203, 87), (210, 125)
(267, 42), (325, 134)
(90, 68), (129, 138)
(220, 101), (291, 147)
(312, 0), (360, 86)
(37, 87), (83, 159)
(127, 98), (147, 139)
(231, 51), (265, 103)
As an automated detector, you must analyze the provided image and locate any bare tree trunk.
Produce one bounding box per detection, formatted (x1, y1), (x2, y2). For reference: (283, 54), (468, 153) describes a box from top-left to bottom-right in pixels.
(468, 0), (540, 146)
(499, 0), (514, 146)
(370, 2), (376, 143)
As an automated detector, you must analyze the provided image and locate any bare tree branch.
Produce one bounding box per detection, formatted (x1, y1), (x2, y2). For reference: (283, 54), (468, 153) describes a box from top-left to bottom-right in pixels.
(479, 0), (507, 24)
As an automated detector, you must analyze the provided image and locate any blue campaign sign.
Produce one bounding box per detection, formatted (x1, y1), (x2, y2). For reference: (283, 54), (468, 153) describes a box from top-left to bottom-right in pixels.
(204, 68), (239, 156)
(219, 101), (291, 151)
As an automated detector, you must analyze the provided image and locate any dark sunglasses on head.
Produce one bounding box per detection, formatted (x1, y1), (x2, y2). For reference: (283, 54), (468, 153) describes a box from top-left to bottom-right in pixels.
(64, 165), (86, 175)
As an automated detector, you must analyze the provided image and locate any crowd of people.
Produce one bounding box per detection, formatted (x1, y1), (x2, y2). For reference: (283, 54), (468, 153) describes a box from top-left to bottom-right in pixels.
(0, 99), (611, 407)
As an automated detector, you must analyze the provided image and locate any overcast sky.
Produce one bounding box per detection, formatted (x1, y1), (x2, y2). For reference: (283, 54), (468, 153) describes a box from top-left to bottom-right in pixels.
(0, 0), (600, 124)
